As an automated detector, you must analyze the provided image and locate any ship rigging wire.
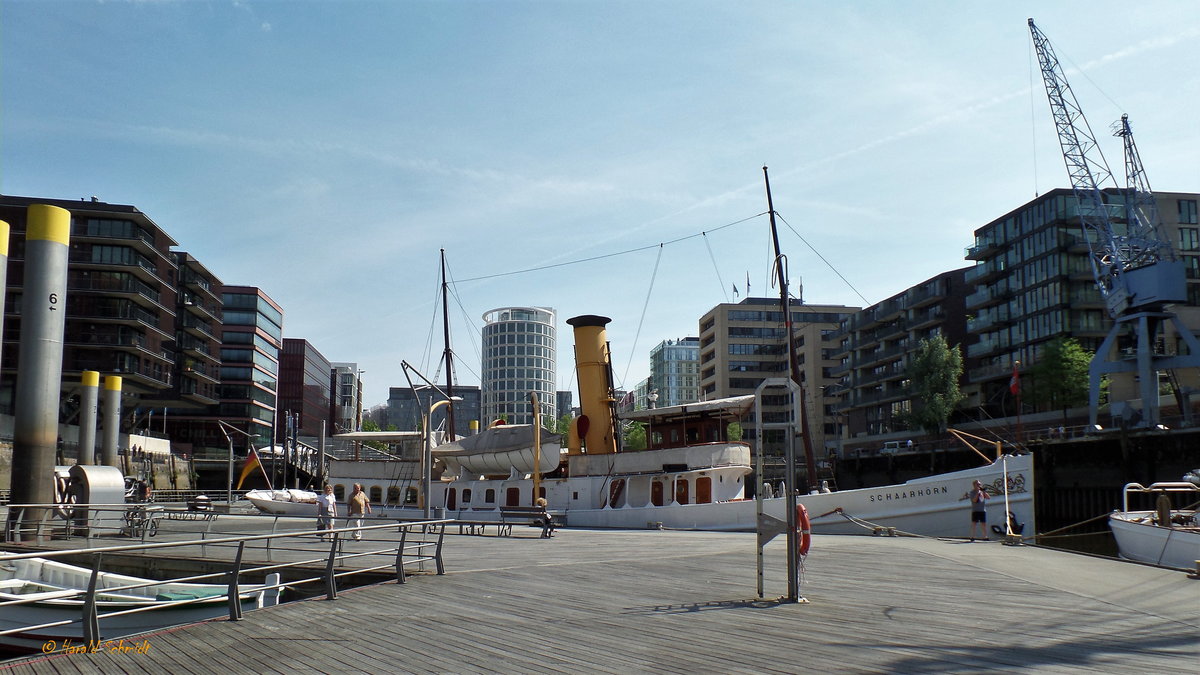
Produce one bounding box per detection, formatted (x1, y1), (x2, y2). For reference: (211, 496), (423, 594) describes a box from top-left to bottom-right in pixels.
(618, 243), (665, 388)
(775, 213), (870, 306)
(450, 212), (767, 284)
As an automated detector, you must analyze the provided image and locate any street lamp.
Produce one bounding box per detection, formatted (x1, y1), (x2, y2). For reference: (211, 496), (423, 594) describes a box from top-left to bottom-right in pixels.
(423, 395), (462, 518)
(216, 420), (253, 509)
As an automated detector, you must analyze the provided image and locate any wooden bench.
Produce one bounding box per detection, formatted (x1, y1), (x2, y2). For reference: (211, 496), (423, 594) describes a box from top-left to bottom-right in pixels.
(498, 506), (558, 538)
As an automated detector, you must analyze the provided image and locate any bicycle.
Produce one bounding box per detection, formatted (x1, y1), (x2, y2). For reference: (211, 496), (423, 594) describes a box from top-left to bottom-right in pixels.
(123, 505), (160, 538)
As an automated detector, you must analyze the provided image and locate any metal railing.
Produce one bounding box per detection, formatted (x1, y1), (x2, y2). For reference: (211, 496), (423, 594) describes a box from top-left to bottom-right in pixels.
(0, 506), (449, 648)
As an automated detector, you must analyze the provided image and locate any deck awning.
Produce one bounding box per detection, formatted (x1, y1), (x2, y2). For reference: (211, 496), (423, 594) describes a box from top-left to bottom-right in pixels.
(332, 431), (424, 441)
(619, 395), (755, 423)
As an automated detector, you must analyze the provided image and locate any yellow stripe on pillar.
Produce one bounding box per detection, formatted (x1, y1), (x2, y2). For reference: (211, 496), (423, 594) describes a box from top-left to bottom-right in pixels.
(26, 205), (71, 245)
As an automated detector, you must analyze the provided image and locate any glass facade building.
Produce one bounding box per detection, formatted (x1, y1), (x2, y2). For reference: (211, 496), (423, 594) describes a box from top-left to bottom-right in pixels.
(964, 188), (1200, 416)
(648, 337), (700, 408)
(278, 338), (332, 439)
(220, 286), (283, 450)
(481, 307), (557, 426)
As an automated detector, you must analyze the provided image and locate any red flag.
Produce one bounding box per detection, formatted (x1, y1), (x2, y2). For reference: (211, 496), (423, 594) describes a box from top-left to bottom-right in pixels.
(1009, 363), (1020, 395)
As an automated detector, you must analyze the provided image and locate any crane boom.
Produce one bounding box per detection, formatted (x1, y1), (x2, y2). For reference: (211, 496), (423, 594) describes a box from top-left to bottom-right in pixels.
(1029, 18), (1184, 316)
(1113, 113), (1175, 269)
(1027, 18), (1199, 429)
(1028, 18), (1126, 313)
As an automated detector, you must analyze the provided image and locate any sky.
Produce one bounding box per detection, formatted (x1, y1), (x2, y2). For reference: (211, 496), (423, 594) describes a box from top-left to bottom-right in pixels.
(3, 1), (1199, 409)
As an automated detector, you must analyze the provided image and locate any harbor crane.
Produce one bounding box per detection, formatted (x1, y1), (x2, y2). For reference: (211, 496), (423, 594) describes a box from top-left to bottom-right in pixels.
(1028, 18), (1200, 429)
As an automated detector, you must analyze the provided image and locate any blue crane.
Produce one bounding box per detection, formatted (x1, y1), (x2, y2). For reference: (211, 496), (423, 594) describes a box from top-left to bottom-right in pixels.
(1028, 18), (1200, 429)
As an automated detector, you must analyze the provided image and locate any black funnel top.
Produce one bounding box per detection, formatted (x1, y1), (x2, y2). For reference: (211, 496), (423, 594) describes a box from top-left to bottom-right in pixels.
(566, 315), (611, 328)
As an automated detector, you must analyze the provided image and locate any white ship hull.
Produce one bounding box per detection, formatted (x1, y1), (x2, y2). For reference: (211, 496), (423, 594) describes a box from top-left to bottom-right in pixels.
(1109, 513), (1200, 570)
(254, 448), (1034, 539)
(1108, 481), (1200, 570)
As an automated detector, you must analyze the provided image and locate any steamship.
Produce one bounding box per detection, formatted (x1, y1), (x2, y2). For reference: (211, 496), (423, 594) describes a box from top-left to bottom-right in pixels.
(248, 315), (1034, 539)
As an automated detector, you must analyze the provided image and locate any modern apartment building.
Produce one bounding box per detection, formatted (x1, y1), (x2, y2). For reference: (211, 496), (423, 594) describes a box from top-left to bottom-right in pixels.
(156, 251), (224, 454)
(555, 390), (574, 420)
(481, 306), (557, 426)
(330, 362), (364, 434)
(385, 384), (481, 439)
(698, 298), (858, 477)
(220, 286), (283, 451)
(648, 337), (700, 408)
(0, 197), (229, 462)
(0, 197), (180, 416)
(963, 188), (1200, 418)
(278, 338), (332, 439)
(831, 268), (973, 443)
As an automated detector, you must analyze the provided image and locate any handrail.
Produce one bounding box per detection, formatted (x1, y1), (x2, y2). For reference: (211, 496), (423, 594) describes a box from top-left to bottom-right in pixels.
(0, 506), (450, 646)
(1119, 481), (1200, 512)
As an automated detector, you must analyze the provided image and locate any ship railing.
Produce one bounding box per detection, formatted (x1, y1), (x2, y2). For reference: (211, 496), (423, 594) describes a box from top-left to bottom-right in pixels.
(0, 503), (450, 646)
(1119, 482), (1200, 513)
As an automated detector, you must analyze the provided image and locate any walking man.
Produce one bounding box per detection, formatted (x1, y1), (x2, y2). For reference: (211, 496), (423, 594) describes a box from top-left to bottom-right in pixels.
(347, 483), (372, 541)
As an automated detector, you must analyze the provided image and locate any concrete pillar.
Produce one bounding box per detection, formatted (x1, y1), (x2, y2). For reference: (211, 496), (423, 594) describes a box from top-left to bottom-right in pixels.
(77, 370), (100, 465)
(9, 205), (70, 537)
(101, 375), (123, 469)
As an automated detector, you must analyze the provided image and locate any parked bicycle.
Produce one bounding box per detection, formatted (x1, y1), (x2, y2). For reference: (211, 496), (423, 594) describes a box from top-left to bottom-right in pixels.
(123, 505), (160, 538)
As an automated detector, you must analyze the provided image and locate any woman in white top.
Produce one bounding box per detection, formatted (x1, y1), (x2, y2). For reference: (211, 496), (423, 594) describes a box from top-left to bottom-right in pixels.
(316, 485), (337, 539)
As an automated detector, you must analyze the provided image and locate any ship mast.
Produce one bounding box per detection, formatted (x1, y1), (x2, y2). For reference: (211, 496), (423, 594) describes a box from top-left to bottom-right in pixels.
(440, 249), (456, 442)
(762, 167), (818, 493)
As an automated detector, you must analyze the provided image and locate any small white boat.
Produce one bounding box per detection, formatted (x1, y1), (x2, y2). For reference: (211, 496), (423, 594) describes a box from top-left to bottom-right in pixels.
(1108, 481), (1200, 570)
(0, 557), (280, 654)
(243, 488), (319, 516)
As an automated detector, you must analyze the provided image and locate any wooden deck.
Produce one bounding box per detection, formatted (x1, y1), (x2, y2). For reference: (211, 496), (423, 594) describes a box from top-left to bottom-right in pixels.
(3, 526), (1197, 673)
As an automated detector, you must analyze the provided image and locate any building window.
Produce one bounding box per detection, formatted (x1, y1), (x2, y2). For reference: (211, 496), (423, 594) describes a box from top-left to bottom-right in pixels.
(1180, 200), (1199, 225)
(1180, 228), (1199, 252)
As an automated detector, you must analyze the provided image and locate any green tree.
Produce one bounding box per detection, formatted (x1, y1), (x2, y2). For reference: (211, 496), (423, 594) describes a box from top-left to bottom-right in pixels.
(552, 414), (573, 436)
(905, 335), (965, 435)
(622, 421), (647, 451)
(727, 422), (744, 441)
(360, 418), (387, 451)
(1027, 337), (1092, 418)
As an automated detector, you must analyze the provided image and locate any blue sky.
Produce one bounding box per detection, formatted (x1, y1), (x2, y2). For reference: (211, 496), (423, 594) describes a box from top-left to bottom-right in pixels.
(4, 1), (1199, 408)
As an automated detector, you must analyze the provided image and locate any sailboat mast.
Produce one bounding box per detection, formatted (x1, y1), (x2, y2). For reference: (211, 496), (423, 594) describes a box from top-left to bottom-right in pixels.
(762, 167), (818, 493)
(440, 249), (456, 442)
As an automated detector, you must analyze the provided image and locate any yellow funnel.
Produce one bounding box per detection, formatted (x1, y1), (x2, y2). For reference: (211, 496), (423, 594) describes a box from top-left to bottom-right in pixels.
(567, 315), (618, 455)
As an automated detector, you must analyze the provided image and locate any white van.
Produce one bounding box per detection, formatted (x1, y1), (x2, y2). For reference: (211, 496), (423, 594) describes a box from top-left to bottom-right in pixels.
(880, 441), (902, 456)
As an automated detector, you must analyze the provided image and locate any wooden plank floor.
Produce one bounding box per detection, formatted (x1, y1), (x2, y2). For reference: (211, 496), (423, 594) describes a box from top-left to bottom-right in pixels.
(3, 528), (1197, 674)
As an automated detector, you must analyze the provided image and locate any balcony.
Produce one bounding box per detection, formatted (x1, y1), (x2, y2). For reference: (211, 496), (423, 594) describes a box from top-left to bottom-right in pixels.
(966, 306), (1011, 333)
(909, 305), (944, 330)
(181, 295), (223, 322)
(967, 337), (1006, 359)
(964, 258), (1007, 285)
(965, 237), (1003, 261)
(967, 360), (1019, 384)
(906, 282), (946, 308)
(180, 314), (216, 340)
(859, 342), (908, 367)
(965, 284), (1011, 310)
(70, 274), (164, 309)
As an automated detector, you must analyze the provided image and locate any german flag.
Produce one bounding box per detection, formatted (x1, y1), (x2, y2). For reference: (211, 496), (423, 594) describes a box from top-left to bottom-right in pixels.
(235, 448), (269, 489)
